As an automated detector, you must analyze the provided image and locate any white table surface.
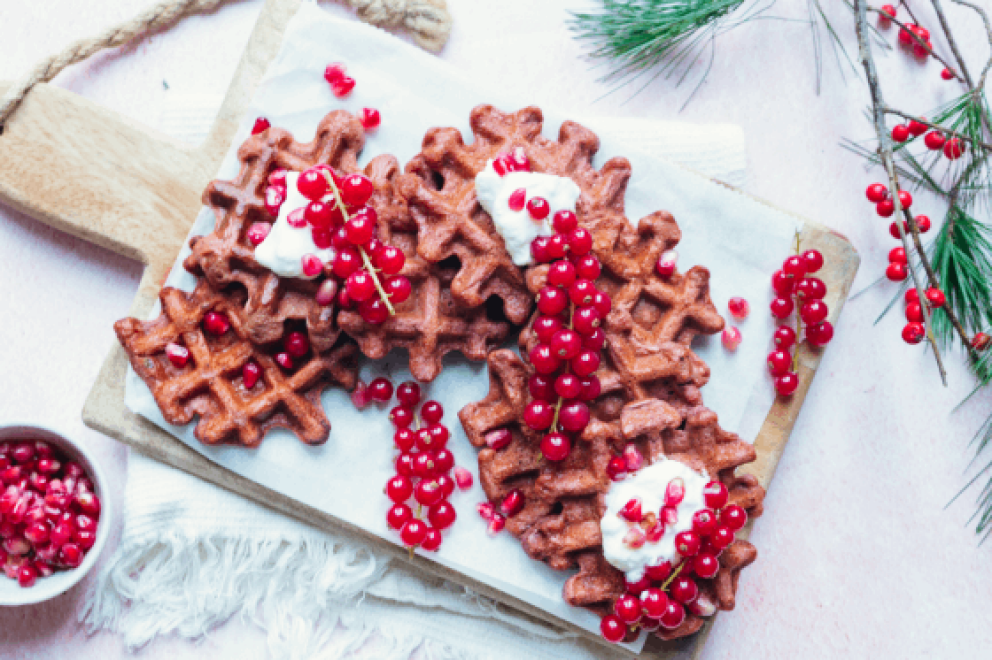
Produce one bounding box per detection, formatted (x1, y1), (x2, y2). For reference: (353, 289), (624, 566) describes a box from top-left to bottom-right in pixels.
(1, 1), (991, 658)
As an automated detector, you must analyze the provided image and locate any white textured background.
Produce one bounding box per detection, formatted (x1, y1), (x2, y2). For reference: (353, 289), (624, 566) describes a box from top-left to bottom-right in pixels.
(1, 1), (990, 658)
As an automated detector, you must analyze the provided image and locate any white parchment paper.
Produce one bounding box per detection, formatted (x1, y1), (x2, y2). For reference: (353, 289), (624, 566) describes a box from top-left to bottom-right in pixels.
(125, 1), (800, 649)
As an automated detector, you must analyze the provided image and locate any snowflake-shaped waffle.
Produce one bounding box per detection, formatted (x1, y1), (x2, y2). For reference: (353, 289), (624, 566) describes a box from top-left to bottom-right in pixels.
(459, 192), (762, 641)
(337, 155), (511, 381)
(115, 281), (358, 447)
(183, 110), (367, 352)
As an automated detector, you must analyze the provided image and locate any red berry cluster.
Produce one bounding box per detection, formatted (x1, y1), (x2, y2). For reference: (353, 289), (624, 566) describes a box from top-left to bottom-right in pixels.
(525, 210), (608, 463)
(378, 380), (470, 552)
(901, 286), (946, 344)
(0, 441), (102, 588)
(865, 183), (933, 279)
(599, 478), (747, 643)
(768, 248), (833, 396)
(258, 164), (411, 325)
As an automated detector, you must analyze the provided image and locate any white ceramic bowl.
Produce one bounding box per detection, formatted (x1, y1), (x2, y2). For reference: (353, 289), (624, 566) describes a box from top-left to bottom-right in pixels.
(0, 423), (113, 606)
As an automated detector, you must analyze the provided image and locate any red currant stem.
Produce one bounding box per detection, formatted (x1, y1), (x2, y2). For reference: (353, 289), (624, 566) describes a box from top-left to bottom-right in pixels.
(321, 170), (396, 316)
(549, 302), (577, 433)
(659, 560), (686, 592)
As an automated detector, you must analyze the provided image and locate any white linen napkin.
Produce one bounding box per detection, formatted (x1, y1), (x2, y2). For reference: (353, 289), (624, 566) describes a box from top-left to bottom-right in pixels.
(81, 93), (747, 660)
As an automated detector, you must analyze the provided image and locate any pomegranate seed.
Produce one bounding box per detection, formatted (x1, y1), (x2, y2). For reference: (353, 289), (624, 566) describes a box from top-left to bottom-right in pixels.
(454, 467), (474, 490)
(264, 186), (285, 217)
(665, 478), (685, 507)
(688, 593), (717, 617)
(487, 513), (507, 535)
(640, 588), (668, 619)
(251, 117), (271, 135)
(3, 536), (30, 556)
(600, 614), (627, 643)
(721, 504), (748, 531)
(500, 489), (525, 517)
(17, 564), (38, 588)
(644, 519), (665, 543)
(622, 445), (644, 472)
(645, 560), (672, 582)
(721, 327), (742, 351)
(349, 379), (372, 410)
(661, 505), (679, 526)
(360, 107), (381, 131)
(315, 279), (339, 307)
(165, 343), (190, 368)
(24, 521), (50, 545)
(324, 63), (346, 84)
(618, 497), (642, 522)
(75, 529), (96, 550)
(275, 352), (293, 370)
(34, 560), (54, 578)
(239, 361), (260, 389)
(203, 311), (230, 336)
(622, 526), (646, 549)
(606, 456), (627, 481)
(332, 76), (356, 98)
(484, 429), (512, 451)
(540, 432), (570, 461)
(477, 501), (496, 520)
(614, 593), (642, 624)
(727, 297), (749, 319)
(284, 331), (310, 358)
(506, 188), (527, 212)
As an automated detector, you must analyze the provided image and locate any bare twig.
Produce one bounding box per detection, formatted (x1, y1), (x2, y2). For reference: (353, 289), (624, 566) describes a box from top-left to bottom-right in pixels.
(950, 0), (992, 135)
(931, 0), (975, 86)
(856, 0), (948, 385)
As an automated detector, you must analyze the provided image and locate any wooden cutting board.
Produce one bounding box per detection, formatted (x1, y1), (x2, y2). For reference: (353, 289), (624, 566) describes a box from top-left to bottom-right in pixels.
(0, 0), (859, 656)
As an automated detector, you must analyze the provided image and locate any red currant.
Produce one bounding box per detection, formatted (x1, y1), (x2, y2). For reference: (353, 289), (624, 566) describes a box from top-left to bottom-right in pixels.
(524, 400), (555, 430)
(720, 504), (748, 531)
(297, 168), (329, 201)
(386, 475), (413, 503)
(393, 428), (415, 452)
(600, 614), (627, 643)
(579, 375), (601, 401)
(528, 374), (555, 401)
(359, 298), (389, 324)
(537, 286), (568, 315)
(551, 329), (582, 359)
(390, 406), (414, 428)
(640, 588), (668, 619)
(529, 344), (561, 374)
(800, 300), (829, 325)
(802, 249), (824, 273)
(693, 553), (720, 579)
(770, 297), (794, 319)
(558, 401), (590, 432)
(400, 520), (428, 547)
(552, 210), (578, 233)
(421, 401), (443, 424)
(771, 270), (795, 296)
(526, 197), (550, 220)
(703, 480), (729, 509)
(568, 227), (593, 255)
(574, 254), (601, 280)
(571, 350), (600, 377)
(775, 372), (799, 396)
(387, 503), (413, 530)
(782, 255), (806, 277)
(340, 174), (374, 206)
(396, 381), (420, 407)
(540, 433), (570, 461)
(806, 320), (834, 347)
(675, 530), (701, 557)
(658, 600), (685, 630)
(420, 528), (443, 551)
(572, 307), (601, 336)
(614, 593), (642, 624)
(428, 501), (457, 530)
(774, 326), (796, 349)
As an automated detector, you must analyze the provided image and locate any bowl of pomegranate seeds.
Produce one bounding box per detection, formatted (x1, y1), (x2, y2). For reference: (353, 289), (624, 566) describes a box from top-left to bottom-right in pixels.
(0, 423), (111, 606)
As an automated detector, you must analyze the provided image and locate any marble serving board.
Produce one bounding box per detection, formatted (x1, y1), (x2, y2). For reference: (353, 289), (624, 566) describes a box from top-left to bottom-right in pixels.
(0, 0), (859, 656)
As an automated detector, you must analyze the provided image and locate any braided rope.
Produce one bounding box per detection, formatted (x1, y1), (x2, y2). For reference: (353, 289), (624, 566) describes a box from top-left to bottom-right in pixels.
(0, 0), (451, 131)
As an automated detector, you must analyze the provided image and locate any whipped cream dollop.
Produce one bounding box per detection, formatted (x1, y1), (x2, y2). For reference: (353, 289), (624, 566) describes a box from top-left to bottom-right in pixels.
(254, 172), (336, 279)
(474, 160), (581, 266)
(600, 458), (710, 583)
